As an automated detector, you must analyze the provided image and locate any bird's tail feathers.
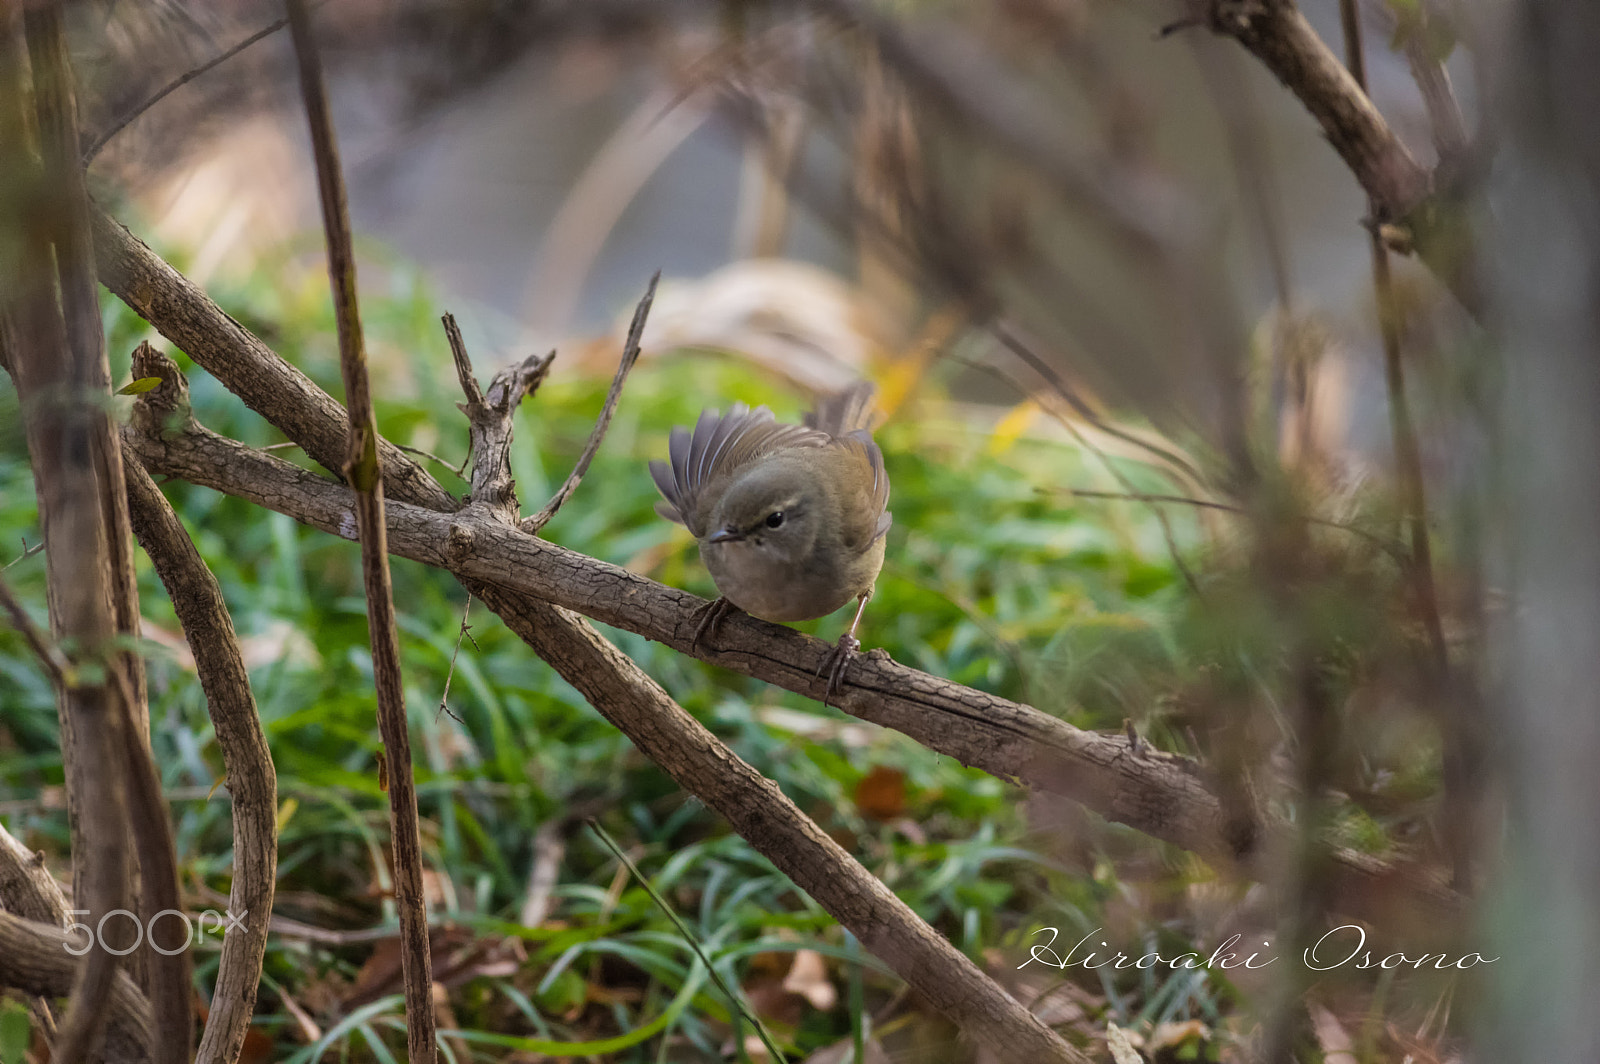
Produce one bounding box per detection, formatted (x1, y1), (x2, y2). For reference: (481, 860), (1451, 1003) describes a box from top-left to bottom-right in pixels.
(805, 381), (879, 436)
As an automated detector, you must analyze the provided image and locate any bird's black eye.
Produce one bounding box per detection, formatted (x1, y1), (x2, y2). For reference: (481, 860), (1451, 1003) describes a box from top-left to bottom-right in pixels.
(765, 511), (785, 529)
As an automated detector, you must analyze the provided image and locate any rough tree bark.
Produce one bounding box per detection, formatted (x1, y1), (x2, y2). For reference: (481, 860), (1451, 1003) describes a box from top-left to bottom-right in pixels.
(122, 436), (277, 1064)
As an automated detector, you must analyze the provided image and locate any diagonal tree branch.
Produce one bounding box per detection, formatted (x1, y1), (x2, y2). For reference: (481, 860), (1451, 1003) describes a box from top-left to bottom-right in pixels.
(0, 911), (152, 1063)
(1200, 0), (1430, 219)
(89, 204), (459, 513)
(476, 587), (1086, 1062)
(1192, 0), (1483, 313)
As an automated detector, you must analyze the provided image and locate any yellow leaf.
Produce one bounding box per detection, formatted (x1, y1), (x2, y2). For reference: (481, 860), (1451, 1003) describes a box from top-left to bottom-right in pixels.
(876, 305), (962, 417)
(276, 797), (298, 833)
(987, 399), (1040, 456)
(117, 376), (163, 395)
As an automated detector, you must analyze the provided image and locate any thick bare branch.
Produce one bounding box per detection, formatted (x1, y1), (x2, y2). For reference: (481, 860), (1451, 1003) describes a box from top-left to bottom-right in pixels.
(0, 822), (69, 926)
(5, 11), (134, 1060)
(287, 1), (436, 1058)
(0, 822), (68, 1042)
(0, 912), (151, 1063)
(122, 396), (276, 1064)
(89, 203), (458, 513)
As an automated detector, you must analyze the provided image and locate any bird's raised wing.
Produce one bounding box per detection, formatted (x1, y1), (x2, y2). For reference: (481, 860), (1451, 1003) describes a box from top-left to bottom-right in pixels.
(650, 404), (830, 536)
(838, 429), (892, 547)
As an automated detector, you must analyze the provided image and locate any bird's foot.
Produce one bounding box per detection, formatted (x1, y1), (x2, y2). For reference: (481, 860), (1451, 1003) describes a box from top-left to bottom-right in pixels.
(690, 596), (737, 652)
(817, 632), (862, 705)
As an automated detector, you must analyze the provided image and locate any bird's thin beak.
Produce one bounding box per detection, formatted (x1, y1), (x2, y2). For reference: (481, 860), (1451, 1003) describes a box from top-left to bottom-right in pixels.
(708, 527), (744, 544)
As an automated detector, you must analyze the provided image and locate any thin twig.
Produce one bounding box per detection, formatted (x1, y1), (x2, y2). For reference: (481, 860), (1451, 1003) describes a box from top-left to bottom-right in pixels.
(1339, 0), (1477, 900)
(588, 820), (788, 1062)
(287, 2), (437, 1059)
(1190, 39), (1294, 312)
(396, 442), (468, 480)
(521, 272), (658, 533)
(1063, 487), (1408, 561)
(0, 572), (72, 685)
(443, 313), (555, 515)
(1065, 428), (1201, 595)
(3, 537), (45, 570)
(990, 321), (1207, 494)
(973, 326), (1205, 594)
(442, 313), (484, 409)
(1405, 39), (1467, 163)
(435, 592), (474, 722)
(82, 15), (291, 164)
(1337, 0), (1448, 669)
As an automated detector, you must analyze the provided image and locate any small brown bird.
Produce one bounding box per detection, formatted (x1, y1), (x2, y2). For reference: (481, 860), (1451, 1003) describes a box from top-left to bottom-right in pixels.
(650, 382), (891, 694)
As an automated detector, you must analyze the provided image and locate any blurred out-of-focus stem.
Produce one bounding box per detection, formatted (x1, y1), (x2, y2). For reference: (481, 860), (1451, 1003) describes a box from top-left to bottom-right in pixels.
(286, 0), (437, 1059)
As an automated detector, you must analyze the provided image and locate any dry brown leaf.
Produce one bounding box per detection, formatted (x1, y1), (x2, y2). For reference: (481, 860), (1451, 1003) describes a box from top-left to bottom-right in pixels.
(854, 766), (907, 821)
(235, 1025), (279, 1064)
(782, 948), (838, 1011)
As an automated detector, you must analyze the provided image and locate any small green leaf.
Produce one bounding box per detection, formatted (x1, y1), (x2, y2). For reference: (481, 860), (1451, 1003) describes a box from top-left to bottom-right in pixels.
(0, 998), (33, 1064)
(117, 376), (162, 395)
